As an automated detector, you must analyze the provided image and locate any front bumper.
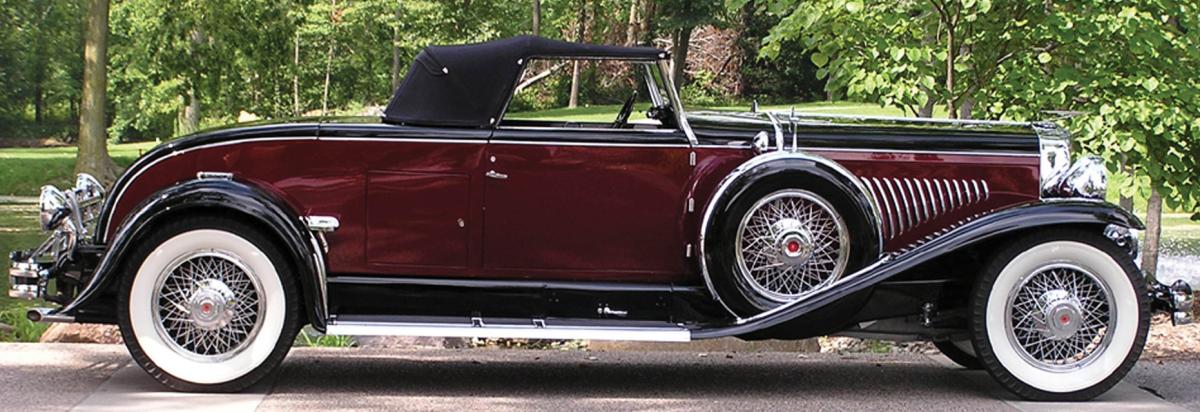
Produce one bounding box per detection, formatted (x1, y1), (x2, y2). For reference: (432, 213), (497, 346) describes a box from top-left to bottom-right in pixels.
(1152, 279), (1199, 326)
(7, 253), (46, 300)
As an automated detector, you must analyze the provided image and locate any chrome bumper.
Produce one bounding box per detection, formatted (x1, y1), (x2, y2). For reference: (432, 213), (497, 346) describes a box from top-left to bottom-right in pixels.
(8, 253), (46, 300)
(1152, 279), (1198, 326)
(1168, 280), (1197, 325)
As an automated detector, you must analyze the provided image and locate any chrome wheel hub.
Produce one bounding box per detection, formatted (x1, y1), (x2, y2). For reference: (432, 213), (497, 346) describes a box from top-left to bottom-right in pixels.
(774, 219), (816, 263)
(187, 279), (238, 331)
(153, 251), (264, 360)
(1040, 289), (1083, 340)
(735, 189), (850, 302)
(1006, 264), (1114, 370)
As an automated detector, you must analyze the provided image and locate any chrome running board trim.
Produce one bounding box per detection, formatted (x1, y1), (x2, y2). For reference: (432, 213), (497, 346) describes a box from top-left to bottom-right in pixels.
(325, 316), (691, 342)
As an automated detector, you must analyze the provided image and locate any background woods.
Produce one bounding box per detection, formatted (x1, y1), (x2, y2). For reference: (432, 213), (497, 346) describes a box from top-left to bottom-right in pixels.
(0, 0), (1196, 276)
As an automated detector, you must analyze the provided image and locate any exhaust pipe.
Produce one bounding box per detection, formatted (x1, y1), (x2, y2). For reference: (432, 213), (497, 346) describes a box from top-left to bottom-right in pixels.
(26, 307), (74, 323)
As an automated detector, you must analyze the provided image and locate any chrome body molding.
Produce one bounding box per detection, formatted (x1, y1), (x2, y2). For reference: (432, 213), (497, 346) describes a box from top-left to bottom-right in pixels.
(303, 214), (338, 320)
(859, 177), (990, 239)
(304, 216), (340, 233)
(326, 316), (691, 342)
(195, 171), (234, 180)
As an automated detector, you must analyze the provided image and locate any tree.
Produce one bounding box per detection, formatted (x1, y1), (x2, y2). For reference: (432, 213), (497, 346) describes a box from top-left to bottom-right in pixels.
(653, 0), (724, 91)
(757, 0), (1200, 276)
(752, 0), (1041, 118)
(74, 0), (120, 184)
(532, 0), (542, 36)
(568, 0), (587, 108)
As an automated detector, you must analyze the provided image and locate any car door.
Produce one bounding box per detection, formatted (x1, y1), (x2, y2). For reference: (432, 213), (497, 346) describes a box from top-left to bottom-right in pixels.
(481, 128), (694, 283)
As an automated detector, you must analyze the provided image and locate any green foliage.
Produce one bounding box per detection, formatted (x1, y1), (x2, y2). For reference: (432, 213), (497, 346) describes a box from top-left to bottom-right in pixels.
(0, 307), (49, 342)
(758, 0), (1200, 218)
(0, 0), (85, 136)
(0, 142), (152, 196)
(295, 326), (356, 347)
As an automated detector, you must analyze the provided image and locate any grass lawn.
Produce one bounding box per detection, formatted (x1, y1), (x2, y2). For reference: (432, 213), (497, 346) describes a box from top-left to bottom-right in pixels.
(0, 141), (157, 196)
(0, 201), (50, 341)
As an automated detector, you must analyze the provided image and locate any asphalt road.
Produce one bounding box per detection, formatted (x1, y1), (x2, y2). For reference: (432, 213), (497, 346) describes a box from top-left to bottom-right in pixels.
(2, 343), (1197, 411)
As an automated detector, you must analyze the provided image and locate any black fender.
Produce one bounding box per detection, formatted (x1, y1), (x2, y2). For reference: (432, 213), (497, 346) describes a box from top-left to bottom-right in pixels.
(693, 199), (1143, 339)
(59, 178), (329, 331)
(698, 151), (884, 314)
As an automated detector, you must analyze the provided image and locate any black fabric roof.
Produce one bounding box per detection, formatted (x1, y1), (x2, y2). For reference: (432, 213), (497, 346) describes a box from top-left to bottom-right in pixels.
(382, 36), (668, 127)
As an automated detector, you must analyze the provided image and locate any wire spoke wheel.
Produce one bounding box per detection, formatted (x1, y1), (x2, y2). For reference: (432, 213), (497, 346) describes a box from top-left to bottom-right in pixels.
(153, 250), (265, 361)
(1005, 263), (1115, 371)
(734, 189), (850, 302)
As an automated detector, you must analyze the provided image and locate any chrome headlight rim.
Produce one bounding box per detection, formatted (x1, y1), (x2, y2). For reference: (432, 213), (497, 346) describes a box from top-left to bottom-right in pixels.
(38, 185), (69, 231)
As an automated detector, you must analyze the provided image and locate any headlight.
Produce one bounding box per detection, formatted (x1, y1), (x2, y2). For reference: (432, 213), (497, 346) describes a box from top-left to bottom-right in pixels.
(38, 185), (67, 231)
(75, 173), (105, 203)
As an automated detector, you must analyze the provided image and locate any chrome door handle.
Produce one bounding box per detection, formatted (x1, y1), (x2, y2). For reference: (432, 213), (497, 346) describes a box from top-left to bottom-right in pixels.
(485, 170), (508, 180)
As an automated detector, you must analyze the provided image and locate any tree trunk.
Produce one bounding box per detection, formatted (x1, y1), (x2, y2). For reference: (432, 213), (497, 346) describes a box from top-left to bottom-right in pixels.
(74, 0), (119, 185)
(1142, 185), (1163, 282)
(293, 32), (301, 116)
(624, 0), (638, 46)
(181, 87), (200, 135)
(391, 6), (403, 90)
(670, 25), (693, 92)
(322, 0), (337, 116)
(918, 93), (937, 118)
(532, 0), (541, 36)
(944, 26), (957, 119)
(957, 96), (975, 120)
(567, 0), (586, 109)
(640, 0), (654, 42)
(34, 82), (45, 124)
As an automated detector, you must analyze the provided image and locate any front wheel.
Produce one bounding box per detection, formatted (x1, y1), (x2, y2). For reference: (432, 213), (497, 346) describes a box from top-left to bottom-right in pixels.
(970, 229), (1149, 401)
(117, 216), (300, 392)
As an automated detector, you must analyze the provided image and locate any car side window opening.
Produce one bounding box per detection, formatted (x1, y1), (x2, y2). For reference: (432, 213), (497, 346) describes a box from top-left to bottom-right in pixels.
(499, 59), (677, 131)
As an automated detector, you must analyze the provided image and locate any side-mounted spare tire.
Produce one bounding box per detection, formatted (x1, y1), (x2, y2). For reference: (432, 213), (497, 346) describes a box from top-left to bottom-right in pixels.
(703, 162), (881, 318)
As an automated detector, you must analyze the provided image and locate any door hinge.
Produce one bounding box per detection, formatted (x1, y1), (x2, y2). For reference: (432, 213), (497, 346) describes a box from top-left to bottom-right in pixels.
(689, 151), (696, 167)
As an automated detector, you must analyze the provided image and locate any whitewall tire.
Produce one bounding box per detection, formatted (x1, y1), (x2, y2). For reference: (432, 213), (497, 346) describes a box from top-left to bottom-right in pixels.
(970, 229), (1148, 401)
(117, 216), (300, 392)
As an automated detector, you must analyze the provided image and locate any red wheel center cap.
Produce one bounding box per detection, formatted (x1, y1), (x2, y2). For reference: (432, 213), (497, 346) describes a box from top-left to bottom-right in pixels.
(1059, 314), (1071, 325)
(786, 241), (801, 253)
(202, 303), (212, 313)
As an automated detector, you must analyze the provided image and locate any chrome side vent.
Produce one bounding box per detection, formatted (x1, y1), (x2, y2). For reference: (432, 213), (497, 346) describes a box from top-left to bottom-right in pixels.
(859, 177), (990, 239)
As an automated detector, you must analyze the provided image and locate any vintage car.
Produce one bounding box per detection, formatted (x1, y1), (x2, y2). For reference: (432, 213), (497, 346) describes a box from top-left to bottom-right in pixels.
(9, 36), (1195, 400)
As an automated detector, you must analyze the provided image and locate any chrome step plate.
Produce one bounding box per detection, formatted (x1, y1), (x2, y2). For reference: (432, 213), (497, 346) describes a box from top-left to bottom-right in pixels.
(325, 316), (691, 342)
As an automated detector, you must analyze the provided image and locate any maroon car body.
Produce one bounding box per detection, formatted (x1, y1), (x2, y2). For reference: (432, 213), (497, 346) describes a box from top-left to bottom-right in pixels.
(10, 35), (1185, 400)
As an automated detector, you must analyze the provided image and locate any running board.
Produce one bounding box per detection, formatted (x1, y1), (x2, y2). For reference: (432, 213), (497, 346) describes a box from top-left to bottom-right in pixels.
(325, 315), (692, 342)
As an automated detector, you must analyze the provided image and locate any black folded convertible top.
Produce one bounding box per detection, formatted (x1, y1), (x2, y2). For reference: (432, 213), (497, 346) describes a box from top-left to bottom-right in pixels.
(382, 35), (668, 128)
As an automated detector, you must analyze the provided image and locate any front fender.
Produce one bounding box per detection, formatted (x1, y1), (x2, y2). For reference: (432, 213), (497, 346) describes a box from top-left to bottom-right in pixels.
(60, 178), (329, 331)
(693, 199), (1142, 339)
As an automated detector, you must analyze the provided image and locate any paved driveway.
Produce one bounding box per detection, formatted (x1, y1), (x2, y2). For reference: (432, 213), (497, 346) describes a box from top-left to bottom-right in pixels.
(1, 343), (1195, 411)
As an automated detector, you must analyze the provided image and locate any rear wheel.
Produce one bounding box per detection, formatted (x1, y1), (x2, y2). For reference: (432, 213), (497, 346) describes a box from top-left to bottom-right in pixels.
(970, 229), (1148, 401)
(117, 216), (300, 392)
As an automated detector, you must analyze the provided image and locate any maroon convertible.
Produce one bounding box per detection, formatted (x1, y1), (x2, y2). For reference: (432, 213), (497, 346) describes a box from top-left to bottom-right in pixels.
(10, 36), (1194, 400)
